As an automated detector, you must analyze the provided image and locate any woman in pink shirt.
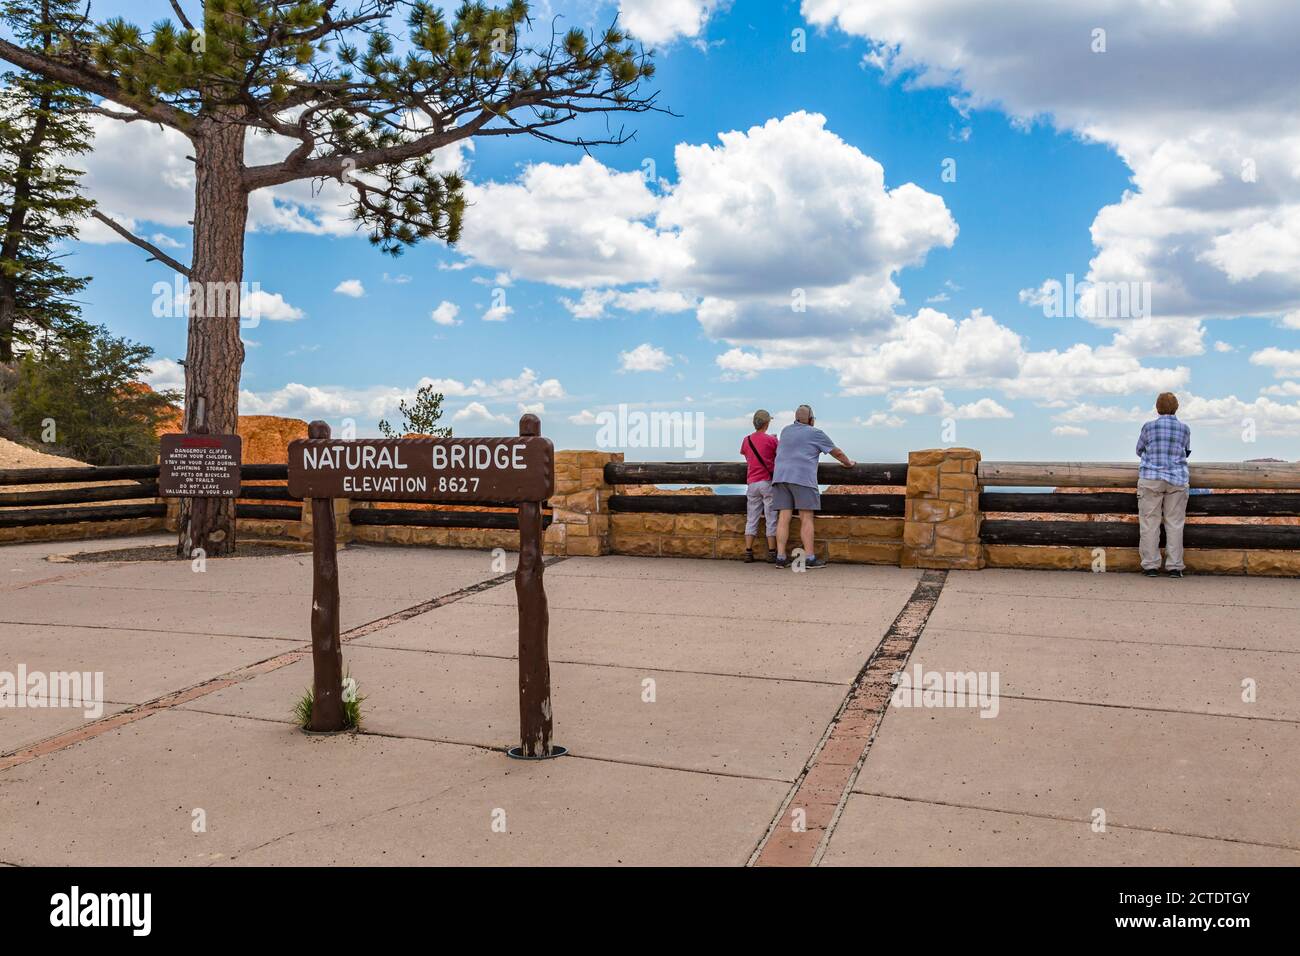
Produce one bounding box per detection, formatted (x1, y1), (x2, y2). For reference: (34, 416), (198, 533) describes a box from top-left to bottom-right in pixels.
(740, 409), (779, 562)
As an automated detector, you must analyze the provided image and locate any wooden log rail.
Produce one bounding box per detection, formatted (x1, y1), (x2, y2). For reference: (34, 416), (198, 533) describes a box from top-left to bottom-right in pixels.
(983, 520), (1300, 550)
(603, 461), (907, 522)
(610, 493), (902, 517)
(0, 464), (160, 485)
(350, 507), (554, 531)
(0, 460), (548, 528)
(0, 503), (168, 528)
(0, 481), (160, 507)
(980, 461), (1300, 551)
(0, 502), (299, 528)
(979, 460), (1300, 489)
(603, 461), (908, 486)
(982, 491), (1300, 517)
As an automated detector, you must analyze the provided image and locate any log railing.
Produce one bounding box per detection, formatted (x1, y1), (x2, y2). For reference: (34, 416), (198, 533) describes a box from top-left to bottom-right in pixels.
(603, 461), (907, 486)
(349, 507), (553, 531)
(979, 460), (1300, 550)
(603, 461), (908, 516)
(0, 463), (547, 532)
(978, 461), (1300, 489)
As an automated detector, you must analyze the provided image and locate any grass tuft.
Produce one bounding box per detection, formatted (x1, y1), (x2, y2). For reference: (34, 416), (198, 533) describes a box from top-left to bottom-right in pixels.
(294, 671), (365, 730)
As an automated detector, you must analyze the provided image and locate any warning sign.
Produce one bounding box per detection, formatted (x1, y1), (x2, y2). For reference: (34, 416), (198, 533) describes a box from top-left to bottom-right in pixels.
(159, 433), (243, 497)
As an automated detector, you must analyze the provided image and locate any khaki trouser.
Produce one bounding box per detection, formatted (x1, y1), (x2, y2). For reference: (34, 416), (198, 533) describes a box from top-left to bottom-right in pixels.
(1137, 478), (1189, 571)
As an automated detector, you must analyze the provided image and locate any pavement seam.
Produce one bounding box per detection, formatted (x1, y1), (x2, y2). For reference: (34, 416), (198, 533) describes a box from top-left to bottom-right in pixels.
(879, 683), (1300, 724)
(459, 599), (884, 627)
(165, 707), (793, 785)
(944, 588), (1300, 612)
(0, 560), (563, 773)
(546, 572), (920, 593)
(972, 690), (1300, 724)
(748, 569), (948, 868)
(1, 564), (125, 592)
(0, 619), (318, 642)
(852, 791), (1300, 853)
(924, 623), (1300, 656)
(222, 762), (505, 866)
(344, 641), (850, 687)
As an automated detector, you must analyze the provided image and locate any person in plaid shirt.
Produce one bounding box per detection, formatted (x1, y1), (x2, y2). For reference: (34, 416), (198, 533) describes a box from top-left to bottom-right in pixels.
(1135, 392), (1192, 577)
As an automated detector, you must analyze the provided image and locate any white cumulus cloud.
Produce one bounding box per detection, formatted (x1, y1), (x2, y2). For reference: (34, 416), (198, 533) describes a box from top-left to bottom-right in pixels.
(619, 343), (673, 372)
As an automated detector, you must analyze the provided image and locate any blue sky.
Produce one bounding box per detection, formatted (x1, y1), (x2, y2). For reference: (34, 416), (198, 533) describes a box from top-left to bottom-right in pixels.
(50, 1), (1300, 461)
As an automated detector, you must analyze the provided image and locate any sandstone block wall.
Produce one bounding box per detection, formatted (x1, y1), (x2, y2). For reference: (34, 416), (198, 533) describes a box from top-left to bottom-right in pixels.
(347, 450), (621, 557)
(901, 447), (983, 570)
(7, 443), (1300, 578)
(610, 512), (904, 563)
(0, 516), (166, 544)
(984, 544), (1300, 577)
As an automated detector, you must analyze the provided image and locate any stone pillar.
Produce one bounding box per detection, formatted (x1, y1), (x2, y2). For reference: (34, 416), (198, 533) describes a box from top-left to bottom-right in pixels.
(299, 497), (352, 545)
(546, 451), (620, 557)
(164, 497), (181, 533)
(902, 447), (983, 570)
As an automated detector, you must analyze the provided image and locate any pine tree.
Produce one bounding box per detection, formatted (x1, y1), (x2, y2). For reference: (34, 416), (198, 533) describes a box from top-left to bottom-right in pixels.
(0, 0), (95, 362)
(13, 324), (181, 465)
(378, 384), (450, 438)
(0, 0), (658, 556)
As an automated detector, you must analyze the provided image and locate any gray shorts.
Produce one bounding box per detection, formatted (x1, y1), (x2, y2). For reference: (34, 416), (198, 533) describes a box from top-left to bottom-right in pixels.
(772, 482), (820, 512)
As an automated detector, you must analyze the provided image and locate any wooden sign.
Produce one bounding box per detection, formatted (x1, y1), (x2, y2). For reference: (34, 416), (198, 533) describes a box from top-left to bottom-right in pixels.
(297, 415), (562, 757)
(286, 436), (554, 502)
(159, 433), (242, 497)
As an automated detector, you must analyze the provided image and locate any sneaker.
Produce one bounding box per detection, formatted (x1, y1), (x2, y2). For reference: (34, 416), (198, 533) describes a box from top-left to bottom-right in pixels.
(1142, 568), (1160, 577)
(1167, 569), (1184, 578)
(804, 556), (828, 570)
(774, 555), (788, 569)
(744, 549), (755, 564)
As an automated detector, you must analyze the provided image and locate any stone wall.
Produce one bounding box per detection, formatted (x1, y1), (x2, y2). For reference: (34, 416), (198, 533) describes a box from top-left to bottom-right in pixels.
(348, 450), (621, 558)
(984, 544), (1300, 576)
(610, 512), (904, 563)
(6, 442), (1300, 577)
(901, 447), (983, 570)
(0, 515), (166, 544)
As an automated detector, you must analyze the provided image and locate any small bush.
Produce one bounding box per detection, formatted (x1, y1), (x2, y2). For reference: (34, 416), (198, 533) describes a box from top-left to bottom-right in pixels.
(11, 325), (179, 465)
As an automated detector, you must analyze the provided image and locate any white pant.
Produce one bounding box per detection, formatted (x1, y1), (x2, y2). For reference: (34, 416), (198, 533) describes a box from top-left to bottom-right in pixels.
(746, 480), (775, 537)
(1137, 478), (1188, 570)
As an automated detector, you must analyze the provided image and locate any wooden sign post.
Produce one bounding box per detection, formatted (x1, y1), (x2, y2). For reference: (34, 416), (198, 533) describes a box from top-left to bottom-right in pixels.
(287, 415), (560, 753)
(513, 414), (555, 758)
(305, 421), (345, 732)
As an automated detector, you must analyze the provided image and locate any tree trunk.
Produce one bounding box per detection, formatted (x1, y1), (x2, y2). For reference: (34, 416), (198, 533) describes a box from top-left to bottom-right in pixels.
(0, 287), (16, 363)
(177, 118), (247, 558)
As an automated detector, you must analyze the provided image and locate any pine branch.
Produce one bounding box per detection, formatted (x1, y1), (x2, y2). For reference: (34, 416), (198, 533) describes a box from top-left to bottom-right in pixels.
(167, 1), (196, 34)
(90, 211), (190, 277)
(242, 108), (497, 190)
(0, 36), (193, 132)
(83, 105), (152, 123)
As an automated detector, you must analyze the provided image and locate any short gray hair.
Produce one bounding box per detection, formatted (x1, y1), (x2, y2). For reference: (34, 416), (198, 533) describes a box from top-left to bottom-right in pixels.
(795, 404), (813, 423)
(752, 408), (772, 429)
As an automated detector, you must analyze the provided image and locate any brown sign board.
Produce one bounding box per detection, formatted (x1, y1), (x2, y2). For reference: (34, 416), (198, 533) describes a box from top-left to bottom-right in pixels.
(159, 433), (243, 497)
(287, 437), (555, 503)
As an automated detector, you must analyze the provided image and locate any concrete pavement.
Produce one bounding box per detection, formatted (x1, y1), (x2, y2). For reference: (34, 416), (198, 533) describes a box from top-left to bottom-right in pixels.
(0, 536), (1296, 865)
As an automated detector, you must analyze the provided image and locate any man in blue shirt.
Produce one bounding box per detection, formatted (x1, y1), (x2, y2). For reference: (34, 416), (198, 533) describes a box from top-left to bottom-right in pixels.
(1135, 392), (1192, 578)
(771, 405), (855, 569)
